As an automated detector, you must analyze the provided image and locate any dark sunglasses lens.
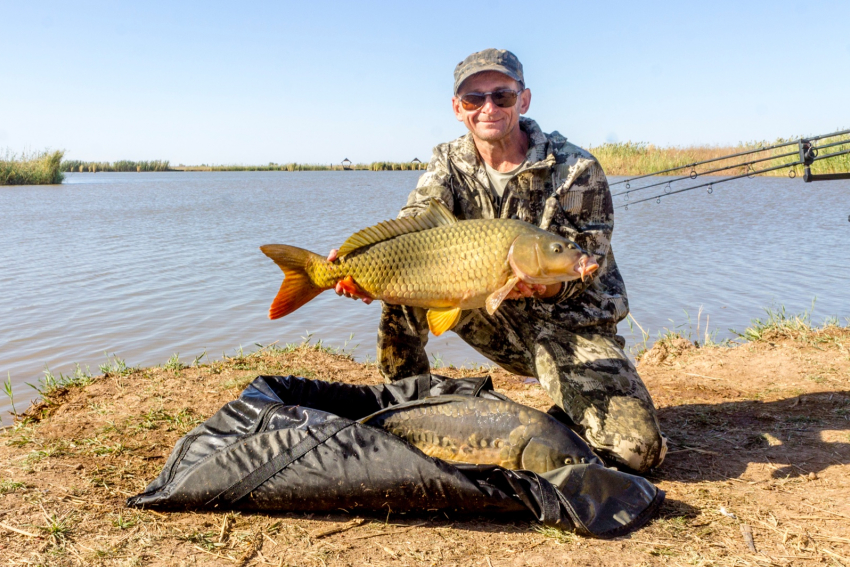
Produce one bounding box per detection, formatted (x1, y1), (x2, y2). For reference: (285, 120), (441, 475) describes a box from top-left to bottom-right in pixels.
(492, 90), (519, 107)
(460, 94), (486, 110)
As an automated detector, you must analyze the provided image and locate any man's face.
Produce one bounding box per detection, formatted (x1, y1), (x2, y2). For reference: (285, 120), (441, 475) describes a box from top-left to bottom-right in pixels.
(452, 71), (532, 143)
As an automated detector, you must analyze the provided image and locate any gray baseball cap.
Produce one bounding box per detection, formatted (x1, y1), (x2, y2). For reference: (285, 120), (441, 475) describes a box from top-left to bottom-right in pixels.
(453, 48), (524, 95)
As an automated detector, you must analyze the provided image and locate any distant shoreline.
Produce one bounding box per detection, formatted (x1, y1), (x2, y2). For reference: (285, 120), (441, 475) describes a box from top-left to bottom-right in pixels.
(4, 136), (848, 185)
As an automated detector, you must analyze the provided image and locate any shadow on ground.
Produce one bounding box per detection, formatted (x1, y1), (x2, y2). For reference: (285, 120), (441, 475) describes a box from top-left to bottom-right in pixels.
(654, 390), (850, 482)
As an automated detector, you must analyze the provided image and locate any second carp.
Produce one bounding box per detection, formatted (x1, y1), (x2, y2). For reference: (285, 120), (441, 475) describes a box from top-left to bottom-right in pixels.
(361, 395), (601, 474)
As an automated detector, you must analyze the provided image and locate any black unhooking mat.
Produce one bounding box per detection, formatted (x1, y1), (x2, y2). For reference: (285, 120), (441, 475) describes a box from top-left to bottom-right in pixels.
(127, 373), (664, 538)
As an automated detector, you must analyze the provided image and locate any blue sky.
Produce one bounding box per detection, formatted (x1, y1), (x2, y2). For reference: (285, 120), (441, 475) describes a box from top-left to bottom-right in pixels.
(2, 0), (848, 165)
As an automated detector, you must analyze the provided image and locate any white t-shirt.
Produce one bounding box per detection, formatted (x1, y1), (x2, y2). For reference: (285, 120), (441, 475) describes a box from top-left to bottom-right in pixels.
(484, 160), (529, 199)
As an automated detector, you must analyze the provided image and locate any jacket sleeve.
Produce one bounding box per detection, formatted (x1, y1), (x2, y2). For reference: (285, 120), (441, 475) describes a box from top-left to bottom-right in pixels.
(398, 145), (456, 219)
(549, 159), (617, 303)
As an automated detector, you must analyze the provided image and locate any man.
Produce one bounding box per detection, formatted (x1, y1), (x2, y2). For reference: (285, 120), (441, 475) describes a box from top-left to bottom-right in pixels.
(334, 48), (666, 473)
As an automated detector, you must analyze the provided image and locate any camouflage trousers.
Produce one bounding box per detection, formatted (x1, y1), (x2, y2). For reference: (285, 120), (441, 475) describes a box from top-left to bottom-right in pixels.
(377, 301), (667, 473)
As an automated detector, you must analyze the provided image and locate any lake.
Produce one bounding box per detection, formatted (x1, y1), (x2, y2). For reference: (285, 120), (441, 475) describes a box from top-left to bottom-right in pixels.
(1, 171), (848, 420)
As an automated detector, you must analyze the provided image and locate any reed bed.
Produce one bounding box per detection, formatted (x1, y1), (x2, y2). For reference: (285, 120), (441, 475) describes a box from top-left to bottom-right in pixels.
(175, 163), (340, 172)
(591, 133), (850, 177)
(61, 160), (170, 173)
(172, 161), (426, 172)
(0, 150), (64, 185)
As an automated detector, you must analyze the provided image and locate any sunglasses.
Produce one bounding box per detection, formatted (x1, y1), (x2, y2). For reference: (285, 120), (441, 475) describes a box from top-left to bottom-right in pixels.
(459, 89), (524, 111)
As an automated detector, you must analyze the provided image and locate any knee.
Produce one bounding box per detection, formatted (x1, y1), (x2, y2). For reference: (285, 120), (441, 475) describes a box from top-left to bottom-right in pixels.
(581, 396), (667, 474)
(609, 426), (667, 474)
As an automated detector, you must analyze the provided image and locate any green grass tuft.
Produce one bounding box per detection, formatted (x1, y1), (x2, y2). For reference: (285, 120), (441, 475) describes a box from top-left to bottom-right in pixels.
(28, 363), (93, 397)
(163, 353), (186, 372)
(0, 479), (26, 494)
(732, 303), (815, 342)
(534, 524), (573, 544)
(99, 352), (134, 376)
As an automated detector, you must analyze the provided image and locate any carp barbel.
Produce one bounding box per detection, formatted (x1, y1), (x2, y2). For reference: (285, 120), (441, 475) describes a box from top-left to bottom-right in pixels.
(261, 199), (598, 336)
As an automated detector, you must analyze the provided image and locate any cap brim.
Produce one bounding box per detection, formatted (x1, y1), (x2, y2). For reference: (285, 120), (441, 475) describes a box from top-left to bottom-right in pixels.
(454, 65), (523, 94)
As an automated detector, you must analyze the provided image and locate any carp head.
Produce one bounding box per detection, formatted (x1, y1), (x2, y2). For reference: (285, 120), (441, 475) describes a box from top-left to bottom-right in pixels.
(508, 232), (599, 285)
(521, 433), (604, 473)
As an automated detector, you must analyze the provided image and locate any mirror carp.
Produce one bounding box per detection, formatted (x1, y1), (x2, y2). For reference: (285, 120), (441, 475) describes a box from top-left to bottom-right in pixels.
(261, 199), (598, 336)
(361, 395), (602, 474)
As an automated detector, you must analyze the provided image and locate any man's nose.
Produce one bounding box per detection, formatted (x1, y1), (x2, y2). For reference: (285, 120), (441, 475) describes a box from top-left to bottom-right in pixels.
(480, 95), (500, 113)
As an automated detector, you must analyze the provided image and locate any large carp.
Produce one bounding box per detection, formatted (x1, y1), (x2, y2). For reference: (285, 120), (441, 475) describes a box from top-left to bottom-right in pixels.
(362, 396), (602, 473)
(261, 199), (598, 336)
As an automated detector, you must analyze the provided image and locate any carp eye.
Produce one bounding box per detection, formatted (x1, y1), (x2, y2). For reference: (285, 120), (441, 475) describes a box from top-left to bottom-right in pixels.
(564, 457), (573, 465)
(550, 243), (564, 254)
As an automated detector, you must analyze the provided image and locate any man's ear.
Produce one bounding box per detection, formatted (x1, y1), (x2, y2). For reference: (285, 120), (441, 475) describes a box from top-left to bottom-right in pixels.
(519, 88), (532, 115)
(451, 97), (465, 122)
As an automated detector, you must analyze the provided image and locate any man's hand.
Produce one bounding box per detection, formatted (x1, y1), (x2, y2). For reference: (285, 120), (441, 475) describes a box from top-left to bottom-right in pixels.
(506, 281), (562, 300)
(327, 249), (373, 304)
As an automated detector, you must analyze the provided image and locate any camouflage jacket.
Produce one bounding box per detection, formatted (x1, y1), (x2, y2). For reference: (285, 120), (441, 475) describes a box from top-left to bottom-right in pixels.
(400, 117), (629, 330)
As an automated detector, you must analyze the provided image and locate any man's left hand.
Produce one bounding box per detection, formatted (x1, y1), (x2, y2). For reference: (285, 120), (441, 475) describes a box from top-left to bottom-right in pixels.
(506, 281), (561, 300)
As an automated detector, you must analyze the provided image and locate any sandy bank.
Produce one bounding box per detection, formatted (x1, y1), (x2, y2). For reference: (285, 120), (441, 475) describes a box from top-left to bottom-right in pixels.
(1, 327), (849, 566)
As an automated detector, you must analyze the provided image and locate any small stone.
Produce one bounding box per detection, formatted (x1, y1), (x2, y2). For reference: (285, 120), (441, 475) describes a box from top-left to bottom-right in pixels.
(808, 472), (818, 480)
(74, 463), (83, 471)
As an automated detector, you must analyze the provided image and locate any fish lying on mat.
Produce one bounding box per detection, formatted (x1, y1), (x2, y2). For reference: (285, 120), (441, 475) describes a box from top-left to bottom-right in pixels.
(261, 199), (598, 336)
(361, 395), (602, 474)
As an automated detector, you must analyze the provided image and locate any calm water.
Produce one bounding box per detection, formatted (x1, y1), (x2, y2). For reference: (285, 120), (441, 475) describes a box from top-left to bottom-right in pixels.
(1, 171), (848, 420)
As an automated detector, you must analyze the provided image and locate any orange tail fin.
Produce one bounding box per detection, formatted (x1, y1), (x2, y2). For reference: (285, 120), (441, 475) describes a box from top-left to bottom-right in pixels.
(260, 244), (327, 319)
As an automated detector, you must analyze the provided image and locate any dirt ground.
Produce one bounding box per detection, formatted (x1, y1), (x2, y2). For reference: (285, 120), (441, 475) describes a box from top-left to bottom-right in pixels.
(1, 325), (849, 566)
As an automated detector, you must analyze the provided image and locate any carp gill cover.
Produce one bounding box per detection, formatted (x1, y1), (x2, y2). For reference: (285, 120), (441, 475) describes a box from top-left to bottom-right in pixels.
(261, 200), (599, 335)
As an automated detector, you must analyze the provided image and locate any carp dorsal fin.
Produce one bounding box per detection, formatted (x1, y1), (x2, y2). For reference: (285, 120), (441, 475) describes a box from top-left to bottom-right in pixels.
(338, 199), (457, 257)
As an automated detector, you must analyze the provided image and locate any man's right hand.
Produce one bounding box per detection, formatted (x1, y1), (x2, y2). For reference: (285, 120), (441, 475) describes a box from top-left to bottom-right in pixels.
(327, 249), (373, 304)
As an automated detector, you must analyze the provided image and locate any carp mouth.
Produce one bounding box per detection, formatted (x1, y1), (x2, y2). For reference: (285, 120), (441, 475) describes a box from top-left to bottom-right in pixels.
(578, 255), (599, 282)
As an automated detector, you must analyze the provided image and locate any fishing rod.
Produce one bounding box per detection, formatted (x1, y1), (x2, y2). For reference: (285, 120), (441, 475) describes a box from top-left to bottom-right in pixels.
(613, 148), (799, 198)
(612, 130), (850, 210)
(609, 128), (850, 189)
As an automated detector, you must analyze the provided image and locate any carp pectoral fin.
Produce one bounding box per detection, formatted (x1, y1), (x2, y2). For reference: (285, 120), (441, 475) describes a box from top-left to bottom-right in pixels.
(485, 276), (519, 315)
(426, 307), (461, 336)
(520, 438), (561, 474)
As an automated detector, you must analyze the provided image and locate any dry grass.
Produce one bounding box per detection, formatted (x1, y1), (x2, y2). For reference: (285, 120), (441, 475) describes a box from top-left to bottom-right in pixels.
(592, 133), (850, 178)
(1, 327), (849, 566)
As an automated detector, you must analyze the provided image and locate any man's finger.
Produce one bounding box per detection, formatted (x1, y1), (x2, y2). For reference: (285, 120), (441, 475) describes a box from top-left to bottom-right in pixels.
(327, 249), (339, 262)
(516, 281), (535, 297)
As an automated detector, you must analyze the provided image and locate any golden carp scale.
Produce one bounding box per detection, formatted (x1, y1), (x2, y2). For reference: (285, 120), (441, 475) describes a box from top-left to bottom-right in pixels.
(306, 219), (520, 309)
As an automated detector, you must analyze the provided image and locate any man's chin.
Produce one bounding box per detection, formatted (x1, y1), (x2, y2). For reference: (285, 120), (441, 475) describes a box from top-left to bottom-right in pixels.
(473, 127), (509, 143)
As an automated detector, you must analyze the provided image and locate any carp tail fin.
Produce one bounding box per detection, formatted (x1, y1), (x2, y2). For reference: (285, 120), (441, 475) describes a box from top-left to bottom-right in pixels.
(260, 244), (326, 319)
